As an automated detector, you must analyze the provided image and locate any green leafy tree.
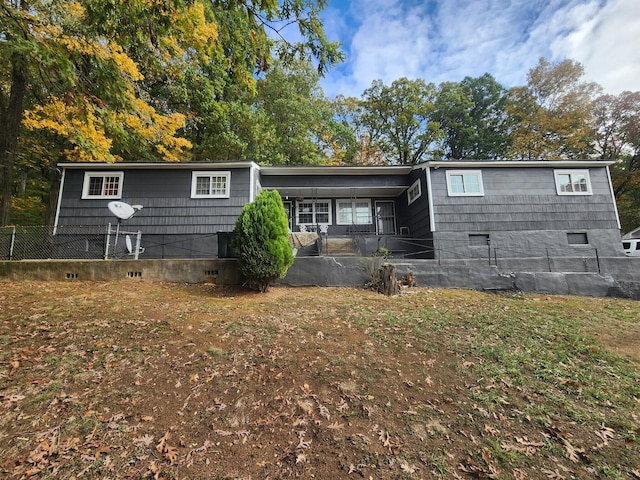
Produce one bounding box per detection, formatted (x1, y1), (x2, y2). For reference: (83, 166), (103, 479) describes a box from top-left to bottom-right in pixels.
(360, 78), (441, 165)
(506, 58), (599, 160)
(434, 74), (510, 159)
(195, 58), (339, 165)
(231, 190), (294, 292)
(433, 81), (474, 159)
(252, 59), (335, 165)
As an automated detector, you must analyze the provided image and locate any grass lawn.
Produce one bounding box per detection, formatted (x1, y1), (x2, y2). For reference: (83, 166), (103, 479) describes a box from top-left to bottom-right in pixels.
(1, 281), (639, 479)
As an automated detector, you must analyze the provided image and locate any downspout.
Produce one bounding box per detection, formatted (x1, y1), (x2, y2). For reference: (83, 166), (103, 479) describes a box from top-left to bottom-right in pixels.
(250, 163), (259, 202)
(425, 165), (437, 261)
(425, 166), (436, 232)
(605, 165), (621, 230)
(52, 168), (66, 235)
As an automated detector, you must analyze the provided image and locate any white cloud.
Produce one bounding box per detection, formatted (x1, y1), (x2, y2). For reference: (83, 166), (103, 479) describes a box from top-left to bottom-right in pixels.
(349, 3), (434, 84)
(319, 0), (640, 98)
(554, 0), (640, 94)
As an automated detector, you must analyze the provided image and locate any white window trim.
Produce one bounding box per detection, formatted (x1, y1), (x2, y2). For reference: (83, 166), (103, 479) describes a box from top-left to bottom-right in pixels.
(295, 200), (332, 226)
(407, 179), (422, 205)
(336, 198), (372, 225)
(554, 169), (592, 196)
(446, 170), (485, 197)
(191, 171), (231, 198)
(81, 172), (124, 199)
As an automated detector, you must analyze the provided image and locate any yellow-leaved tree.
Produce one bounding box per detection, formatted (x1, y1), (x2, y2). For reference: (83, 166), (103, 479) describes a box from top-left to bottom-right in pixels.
(0, 0), (343, 225)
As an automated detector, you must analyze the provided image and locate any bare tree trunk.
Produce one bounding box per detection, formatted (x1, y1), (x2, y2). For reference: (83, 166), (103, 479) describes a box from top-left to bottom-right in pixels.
(380, 263), (399, 296)
(0, 58), (27, 226)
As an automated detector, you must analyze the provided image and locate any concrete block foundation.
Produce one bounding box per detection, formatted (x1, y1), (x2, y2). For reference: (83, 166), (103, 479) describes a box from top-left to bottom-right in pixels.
(1, 256), (639, 300)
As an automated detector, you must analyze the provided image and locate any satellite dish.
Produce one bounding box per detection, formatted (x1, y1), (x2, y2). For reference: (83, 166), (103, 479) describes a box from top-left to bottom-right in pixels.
(125, 235), (133, 254)
(108, 201), (135, 220)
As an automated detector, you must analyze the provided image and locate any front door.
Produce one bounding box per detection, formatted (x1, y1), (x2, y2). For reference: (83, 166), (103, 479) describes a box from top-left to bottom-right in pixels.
(375, 201), (396, 234)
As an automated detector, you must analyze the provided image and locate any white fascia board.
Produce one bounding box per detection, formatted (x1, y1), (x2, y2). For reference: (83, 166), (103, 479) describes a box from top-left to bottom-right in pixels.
(421, 160), (615, 169)
(58, 161), (259, 170)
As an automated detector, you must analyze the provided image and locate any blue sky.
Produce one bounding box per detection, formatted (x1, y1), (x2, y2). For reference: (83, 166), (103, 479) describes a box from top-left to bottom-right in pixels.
(313, 0), (640, 98)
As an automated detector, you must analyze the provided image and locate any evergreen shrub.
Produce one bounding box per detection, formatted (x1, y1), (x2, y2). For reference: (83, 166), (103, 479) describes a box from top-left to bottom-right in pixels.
(231, 190), (293, 292)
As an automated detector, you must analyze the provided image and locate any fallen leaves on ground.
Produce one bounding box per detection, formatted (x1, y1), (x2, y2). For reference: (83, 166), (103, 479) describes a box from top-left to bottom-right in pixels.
(0, 282), (638, 479)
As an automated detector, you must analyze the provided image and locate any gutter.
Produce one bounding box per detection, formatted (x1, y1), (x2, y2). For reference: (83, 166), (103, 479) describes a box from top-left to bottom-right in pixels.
(57, 161), (260, 170)
(423, 160), (616, 169)
(52, 168), (66, 235)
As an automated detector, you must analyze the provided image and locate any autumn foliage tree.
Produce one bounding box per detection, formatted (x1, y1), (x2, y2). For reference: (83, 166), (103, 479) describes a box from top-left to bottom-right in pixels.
(506, 58), (600, 160)
(593, 91), (640, 232)
(231, 190), (294, 293)
(0, 0), (343, 225)
(0, 0), (195, 224)
(329, 95), (385, 165)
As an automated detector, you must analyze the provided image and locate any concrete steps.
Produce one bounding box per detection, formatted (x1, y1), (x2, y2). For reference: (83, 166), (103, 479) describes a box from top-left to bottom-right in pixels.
(322, 237), (359, 256)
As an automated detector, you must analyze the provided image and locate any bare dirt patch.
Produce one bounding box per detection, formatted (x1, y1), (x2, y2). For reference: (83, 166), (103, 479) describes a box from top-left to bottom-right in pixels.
(1, 282), (639, 479)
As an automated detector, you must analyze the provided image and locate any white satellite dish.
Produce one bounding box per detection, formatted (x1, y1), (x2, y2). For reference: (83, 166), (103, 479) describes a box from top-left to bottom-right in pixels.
(108, 201), (136, 220)
(125, 235), (133, 254)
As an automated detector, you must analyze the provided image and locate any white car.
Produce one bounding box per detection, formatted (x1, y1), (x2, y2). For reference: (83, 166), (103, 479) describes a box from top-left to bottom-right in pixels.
(622, 238), (640, 256)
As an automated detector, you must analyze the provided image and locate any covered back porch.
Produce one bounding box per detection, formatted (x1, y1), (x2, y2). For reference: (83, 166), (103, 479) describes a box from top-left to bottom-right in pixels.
(259, 165), (433, 258)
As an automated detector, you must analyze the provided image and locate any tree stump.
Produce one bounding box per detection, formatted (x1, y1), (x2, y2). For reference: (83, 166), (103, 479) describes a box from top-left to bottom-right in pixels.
(380, 263), (399, 296)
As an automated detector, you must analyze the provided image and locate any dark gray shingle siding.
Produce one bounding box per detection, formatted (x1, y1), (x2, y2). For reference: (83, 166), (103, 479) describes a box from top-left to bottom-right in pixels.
(58, 168), (251, 234)
(430, 167), (618, 233)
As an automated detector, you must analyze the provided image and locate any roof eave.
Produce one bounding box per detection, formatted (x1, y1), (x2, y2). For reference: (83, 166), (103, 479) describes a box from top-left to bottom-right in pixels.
(423, 160), (616, 168)
(259, 165), (413, 175)
(58, 161), (259, 170)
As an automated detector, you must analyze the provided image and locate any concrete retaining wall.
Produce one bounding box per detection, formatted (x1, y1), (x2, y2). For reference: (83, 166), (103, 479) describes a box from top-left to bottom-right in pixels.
(0, 259), (241, 284)
(1, 256), (639, 299)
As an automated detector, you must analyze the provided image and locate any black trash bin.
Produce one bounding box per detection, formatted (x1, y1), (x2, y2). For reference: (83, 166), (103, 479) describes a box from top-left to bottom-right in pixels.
(217, 232), (236, 258)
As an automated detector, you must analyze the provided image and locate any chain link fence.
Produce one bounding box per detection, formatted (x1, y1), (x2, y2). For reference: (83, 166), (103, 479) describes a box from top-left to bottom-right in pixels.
(0, 226), (111, 260)
(0, 226), (605, 274)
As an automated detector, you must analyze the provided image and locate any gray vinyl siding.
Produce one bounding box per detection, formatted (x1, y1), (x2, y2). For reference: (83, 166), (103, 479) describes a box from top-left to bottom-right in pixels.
(57, 168), (252, 235)
(428, 166), (622, 259)
(53, 162), (623, 261)
(430, 167), (618, 232)
(398, 169), (430, 238)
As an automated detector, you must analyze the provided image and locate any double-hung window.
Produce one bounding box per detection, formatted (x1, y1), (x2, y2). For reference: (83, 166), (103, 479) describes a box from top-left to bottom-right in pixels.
(336, 199), (372, 225)
(296, 200), (331, 225)
(554, 170), (592, 195)
(82, 172), (124, 199)
(191, 171), (231, 198)
(446, 170), (484, 196)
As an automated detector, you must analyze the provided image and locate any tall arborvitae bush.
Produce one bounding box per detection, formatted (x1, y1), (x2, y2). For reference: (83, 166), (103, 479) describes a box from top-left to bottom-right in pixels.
(231, 190), (294, 292)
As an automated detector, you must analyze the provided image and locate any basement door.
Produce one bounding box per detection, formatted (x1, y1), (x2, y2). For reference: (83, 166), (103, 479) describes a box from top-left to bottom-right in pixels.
(375, 201), (396, 235)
